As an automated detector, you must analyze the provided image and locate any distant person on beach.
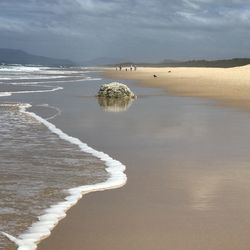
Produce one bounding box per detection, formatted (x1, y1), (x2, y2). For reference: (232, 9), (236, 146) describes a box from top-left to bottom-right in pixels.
(134, 65), (137, 71)
(119, 65), (122, 71)
(130, 65), (133, 71)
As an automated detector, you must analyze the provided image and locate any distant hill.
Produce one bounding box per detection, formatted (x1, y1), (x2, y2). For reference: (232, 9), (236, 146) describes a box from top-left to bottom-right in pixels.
(112, 58), (250, 68)
(0, 48), (74, 66)
(158, 58), (250, 68)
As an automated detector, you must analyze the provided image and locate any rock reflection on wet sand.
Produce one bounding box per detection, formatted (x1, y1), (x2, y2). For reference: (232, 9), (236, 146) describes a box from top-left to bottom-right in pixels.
(97, 97), (134, 112)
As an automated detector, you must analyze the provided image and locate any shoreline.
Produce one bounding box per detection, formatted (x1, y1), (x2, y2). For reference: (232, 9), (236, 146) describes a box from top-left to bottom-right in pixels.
(3, 103), (127, 250)
(104, 65), (250, 111)
(37, 67), (250, 250)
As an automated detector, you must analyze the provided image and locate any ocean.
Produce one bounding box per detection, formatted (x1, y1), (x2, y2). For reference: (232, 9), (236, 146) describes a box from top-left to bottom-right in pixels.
(0, 65), (126, 250)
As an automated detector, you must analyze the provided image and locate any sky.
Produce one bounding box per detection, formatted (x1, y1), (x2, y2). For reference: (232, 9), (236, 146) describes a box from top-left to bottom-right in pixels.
(0, 0), (250, 62)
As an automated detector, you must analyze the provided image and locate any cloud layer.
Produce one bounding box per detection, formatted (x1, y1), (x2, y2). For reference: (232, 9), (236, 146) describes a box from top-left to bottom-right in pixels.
(0, 0), (250, 61)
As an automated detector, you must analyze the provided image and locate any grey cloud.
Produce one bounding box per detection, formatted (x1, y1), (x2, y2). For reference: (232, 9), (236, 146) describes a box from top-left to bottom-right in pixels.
(0, 0), (250, 61)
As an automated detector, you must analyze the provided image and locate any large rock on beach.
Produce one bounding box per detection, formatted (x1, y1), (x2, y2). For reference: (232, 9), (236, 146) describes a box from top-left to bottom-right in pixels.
(97, 82), (136, 99)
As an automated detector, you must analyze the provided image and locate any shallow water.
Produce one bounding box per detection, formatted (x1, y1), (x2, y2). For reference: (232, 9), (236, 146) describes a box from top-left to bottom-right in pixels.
(3, 65), (250, 250)
(0, 104), (108, 249)
(0, 66), (109, 249)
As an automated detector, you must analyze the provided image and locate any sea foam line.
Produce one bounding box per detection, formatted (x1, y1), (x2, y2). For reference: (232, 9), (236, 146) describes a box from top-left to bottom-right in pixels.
(0, 77), (102, 85)
(0, 66), (43, 72)
(0, 86), (63, 98)
(2, 103), (127, 250)
(0, 75), (68, 80)
(36, 104), (62, 121)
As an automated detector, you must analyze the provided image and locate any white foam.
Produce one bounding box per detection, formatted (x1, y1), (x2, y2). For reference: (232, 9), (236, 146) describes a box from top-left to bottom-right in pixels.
(1, 77), (102, 85)
(0, 75), (69, 80)
(29, 70), (84, 75)
(36, 104), (62, 120)
(2, 103), (127, 250)
(22, 77), (102, 86)
(0, 86), (63, 98)
(11, 86), (63, 94)
(0, 92), (12, 97)
(0, 66), (42, 72)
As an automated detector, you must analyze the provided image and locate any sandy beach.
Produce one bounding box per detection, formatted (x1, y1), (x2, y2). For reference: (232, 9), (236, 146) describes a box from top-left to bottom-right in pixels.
(2, 1), (250, 249)
(105, 65), (250, 110)
(37, 66), (250, 250)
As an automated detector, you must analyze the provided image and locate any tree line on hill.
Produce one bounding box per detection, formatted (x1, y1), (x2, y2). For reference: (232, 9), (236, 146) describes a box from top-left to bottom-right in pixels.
(112, 58), (250, 68)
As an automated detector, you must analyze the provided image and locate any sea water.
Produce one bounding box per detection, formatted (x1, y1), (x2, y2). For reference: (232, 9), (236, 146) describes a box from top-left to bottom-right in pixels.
(0, 65), (126, 249)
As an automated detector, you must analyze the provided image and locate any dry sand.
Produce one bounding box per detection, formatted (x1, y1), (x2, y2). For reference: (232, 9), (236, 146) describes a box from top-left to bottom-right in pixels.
(105, 65), (250, 110)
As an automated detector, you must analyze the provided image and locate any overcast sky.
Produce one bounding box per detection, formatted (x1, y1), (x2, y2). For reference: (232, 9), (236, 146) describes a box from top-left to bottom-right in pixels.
(0, 0), (250, 62)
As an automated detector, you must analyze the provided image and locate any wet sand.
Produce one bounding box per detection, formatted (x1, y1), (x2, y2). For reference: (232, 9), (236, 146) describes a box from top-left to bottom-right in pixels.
(38, 69), (250, 250)
(105, 65), (250, 110)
